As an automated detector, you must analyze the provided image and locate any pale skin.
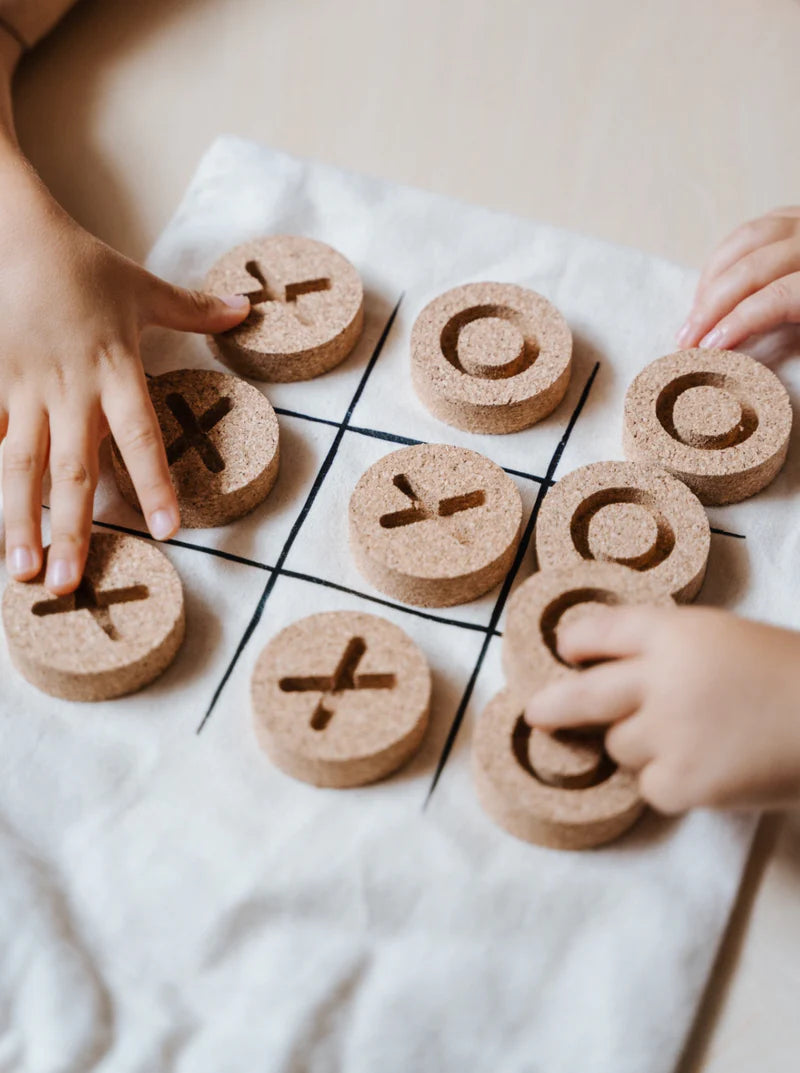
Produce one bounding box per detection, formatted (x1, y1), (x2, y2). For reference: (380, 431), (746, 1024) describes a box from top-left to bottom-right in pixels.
(527, 211), (800, 816)
(0, 14), (250, 596)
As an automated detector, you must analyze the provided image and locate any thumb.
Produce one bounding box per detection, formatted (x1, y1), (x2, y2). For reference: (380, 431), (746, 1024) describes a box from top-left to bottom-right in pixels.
(145, 275), (251, 334)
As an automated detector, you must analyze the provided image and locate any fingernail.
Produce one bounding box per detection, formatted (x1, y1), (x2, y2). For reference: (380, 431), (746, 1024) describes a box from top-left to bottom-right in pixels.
(46, 558), (74, 590)
(220, 293), (250, 310)
(8, 546), (34, 577)
(699, 327), (723, 348)
(676, 321), (694, 346)
(149, 508), (178, 541)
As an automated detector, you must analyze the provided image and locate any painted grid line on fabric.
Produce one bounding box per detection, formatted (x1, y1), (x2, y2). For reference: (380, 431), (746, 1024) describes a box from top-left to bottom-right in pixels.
(424, 360), (602, 804)
(196, 292), (406, 732)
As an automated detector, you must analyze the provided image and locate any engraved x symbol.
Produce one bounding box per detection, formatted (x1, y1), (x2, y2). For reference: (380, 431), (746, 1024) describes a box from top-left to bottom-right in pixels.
(32, 577), (149, 642)
(379, 473), (486, 530)
(164, 392), (233, 474)
(243, 260), (331, 327)
(279, 637), (396, 732)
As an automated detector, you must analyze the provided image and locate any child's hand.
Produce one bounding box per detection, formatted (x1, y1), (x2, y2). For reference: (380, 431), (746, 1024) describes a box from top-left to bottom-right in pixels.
(0, 169), (250, 594)
(677, 207), (800, 351)
(525, 604), (800, 813)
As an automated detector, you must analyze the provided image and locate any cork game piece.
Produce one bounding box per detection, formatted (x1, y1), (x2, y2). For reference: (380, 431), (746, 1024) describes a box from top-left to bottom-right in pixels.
(2, 532), (184, 702)
(502, 560), (673, 706)
(534, 460), (710, 602)
(623, 348), (793, 504)
(349, 443), (523, 607)
(252, 611), (431, 788)
(410, 282), (572, 434)
(112, 368), (279, 529)
(205, 235), (364, 382)
(472, 688), (644, 850)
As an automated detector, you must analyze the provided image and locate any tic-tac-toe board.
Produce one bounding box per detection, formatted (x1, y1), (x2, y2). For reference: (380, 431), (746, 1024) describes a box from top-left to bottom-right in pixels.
(5, 137), (798, 1073)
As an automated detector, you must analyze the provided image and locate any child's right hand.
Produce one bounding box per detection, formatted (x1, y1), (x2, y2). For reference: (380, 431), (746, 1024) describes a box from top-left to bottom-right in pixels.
(677, 207), (800, 351)
(0, 163), (250, 595)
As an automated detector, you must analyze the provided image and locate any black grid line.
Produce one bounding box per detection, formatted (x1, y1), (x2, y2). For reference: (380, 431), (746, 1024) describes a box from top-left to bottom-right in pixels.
(710, 526), (746, 540)
(424, 361), (601, 805)
(196, 293), (405, 732)
(63, 311), (746, 747)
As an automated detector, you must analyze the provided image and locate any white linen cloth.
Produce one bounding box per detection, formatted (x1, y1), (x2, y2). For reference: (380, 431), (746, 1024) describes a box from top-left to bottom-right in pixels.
(3, 135), (798, 1073)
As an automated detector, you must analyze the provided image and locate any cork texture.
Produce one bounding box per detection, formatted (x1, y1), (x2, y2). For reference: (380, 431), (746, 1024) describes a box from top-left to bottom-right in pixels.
(472, 688), (645, 850)
(251, 611), (431, 788)
(410, 282), (572, 434)
(623, 347), (793, 505)
(535, 460), (710, 602)
(2, 532), (185, 702)
(112, 368), (280, 529)
(205, 235), (364, 382)
(349, 443), (523, 607)
(502, 561), (673, 706)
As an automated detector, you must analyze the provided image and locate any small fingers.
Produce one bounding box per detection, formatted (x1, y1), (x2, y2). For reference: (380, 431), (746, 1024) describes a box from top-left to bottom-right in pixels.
(556, 604), (664, 666)
(694, 214), (794, 300)
(102, 368), (180, 540)
(638, 762), (691, 815)
(45, 403), (102, 594)
(605, 715), (654, 772)
(679, 239), (800, 348)
(143, 273), (250, 334)
(525, 659), (643, 729)
(3, 402), (49, 580)
(696, 270), (800, 351)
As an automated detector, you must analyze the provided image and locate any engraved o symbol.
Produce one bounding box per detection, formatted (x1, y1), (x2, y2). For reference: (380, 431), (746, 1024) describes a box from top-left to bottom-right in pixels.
(439, 304), (536, 380)
(654, 371), (756, 451)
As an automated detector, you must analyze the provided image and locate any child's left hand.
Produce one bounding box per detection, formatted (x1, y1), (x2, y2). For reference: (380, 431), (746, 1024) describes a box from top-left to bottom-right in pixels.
(525, 605), (800, 813)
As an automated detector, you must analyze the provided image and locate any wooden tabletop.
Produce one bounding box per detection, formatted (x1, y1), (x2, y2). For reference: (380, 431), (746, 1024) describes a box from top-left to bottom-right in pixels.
(12, 1), (800, 1068)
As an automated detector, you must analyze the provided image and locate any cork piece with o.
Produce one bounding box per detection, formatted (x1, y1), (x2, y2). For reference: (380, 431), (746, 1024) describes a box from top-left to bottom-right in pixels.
(472, 562), (673, 850)
(535, 459), (710, 602)
(252, 611), (431, 788)
(112, 369), (279, 529)
(349, 443), (523, 607)
(472, 688), (644, 851)
(2, 532), (185, 702)
(410, 282), (572, 434)
(623, 347), (793, 505)
(205, 235), (364, 382)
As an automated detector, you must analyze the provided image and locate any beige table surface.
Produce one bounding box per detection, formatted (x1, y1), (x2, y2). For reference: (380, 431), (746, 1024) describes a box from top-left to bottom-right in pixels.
(11, 0), (800, 1069)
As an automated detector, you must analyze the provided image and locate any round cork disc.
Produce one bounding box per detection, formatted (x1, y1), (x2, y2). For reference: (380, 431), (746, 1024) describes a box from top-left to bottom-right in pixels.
(111, 369), (280, 529)
(410, 282), (572, 434)
(349, 444), (523, 607)
(472, 688), (644, 850)
(502, 560), (673, 706)
(205, 235), (364, 382)
(623, 348), (793, 505)
(252, 611), (431, 788)
(2, 532), (185, 702)
(535, 460), (710, 602)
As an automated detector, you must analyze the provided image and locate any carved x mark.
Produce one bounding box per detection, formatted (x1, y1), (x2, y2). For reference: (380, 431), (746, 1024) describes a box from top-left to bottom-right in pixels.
(165, 392), (233, 473)
(243, 260), (331, 327)
(279, 636), (396, 732)
(33, 577), (149, 642)
(379, 473), (486, 530)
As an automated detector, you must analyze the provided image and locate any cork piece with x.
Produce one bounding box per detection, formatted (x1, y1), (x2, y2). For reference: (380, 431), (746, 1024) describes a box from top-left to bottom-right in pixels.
(2, 532), (185, 702)
(111, 368), (280, 528)
(251, 611), (431, 788)
(204, 235), (364, 382)
(349, 443), (523, 607)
